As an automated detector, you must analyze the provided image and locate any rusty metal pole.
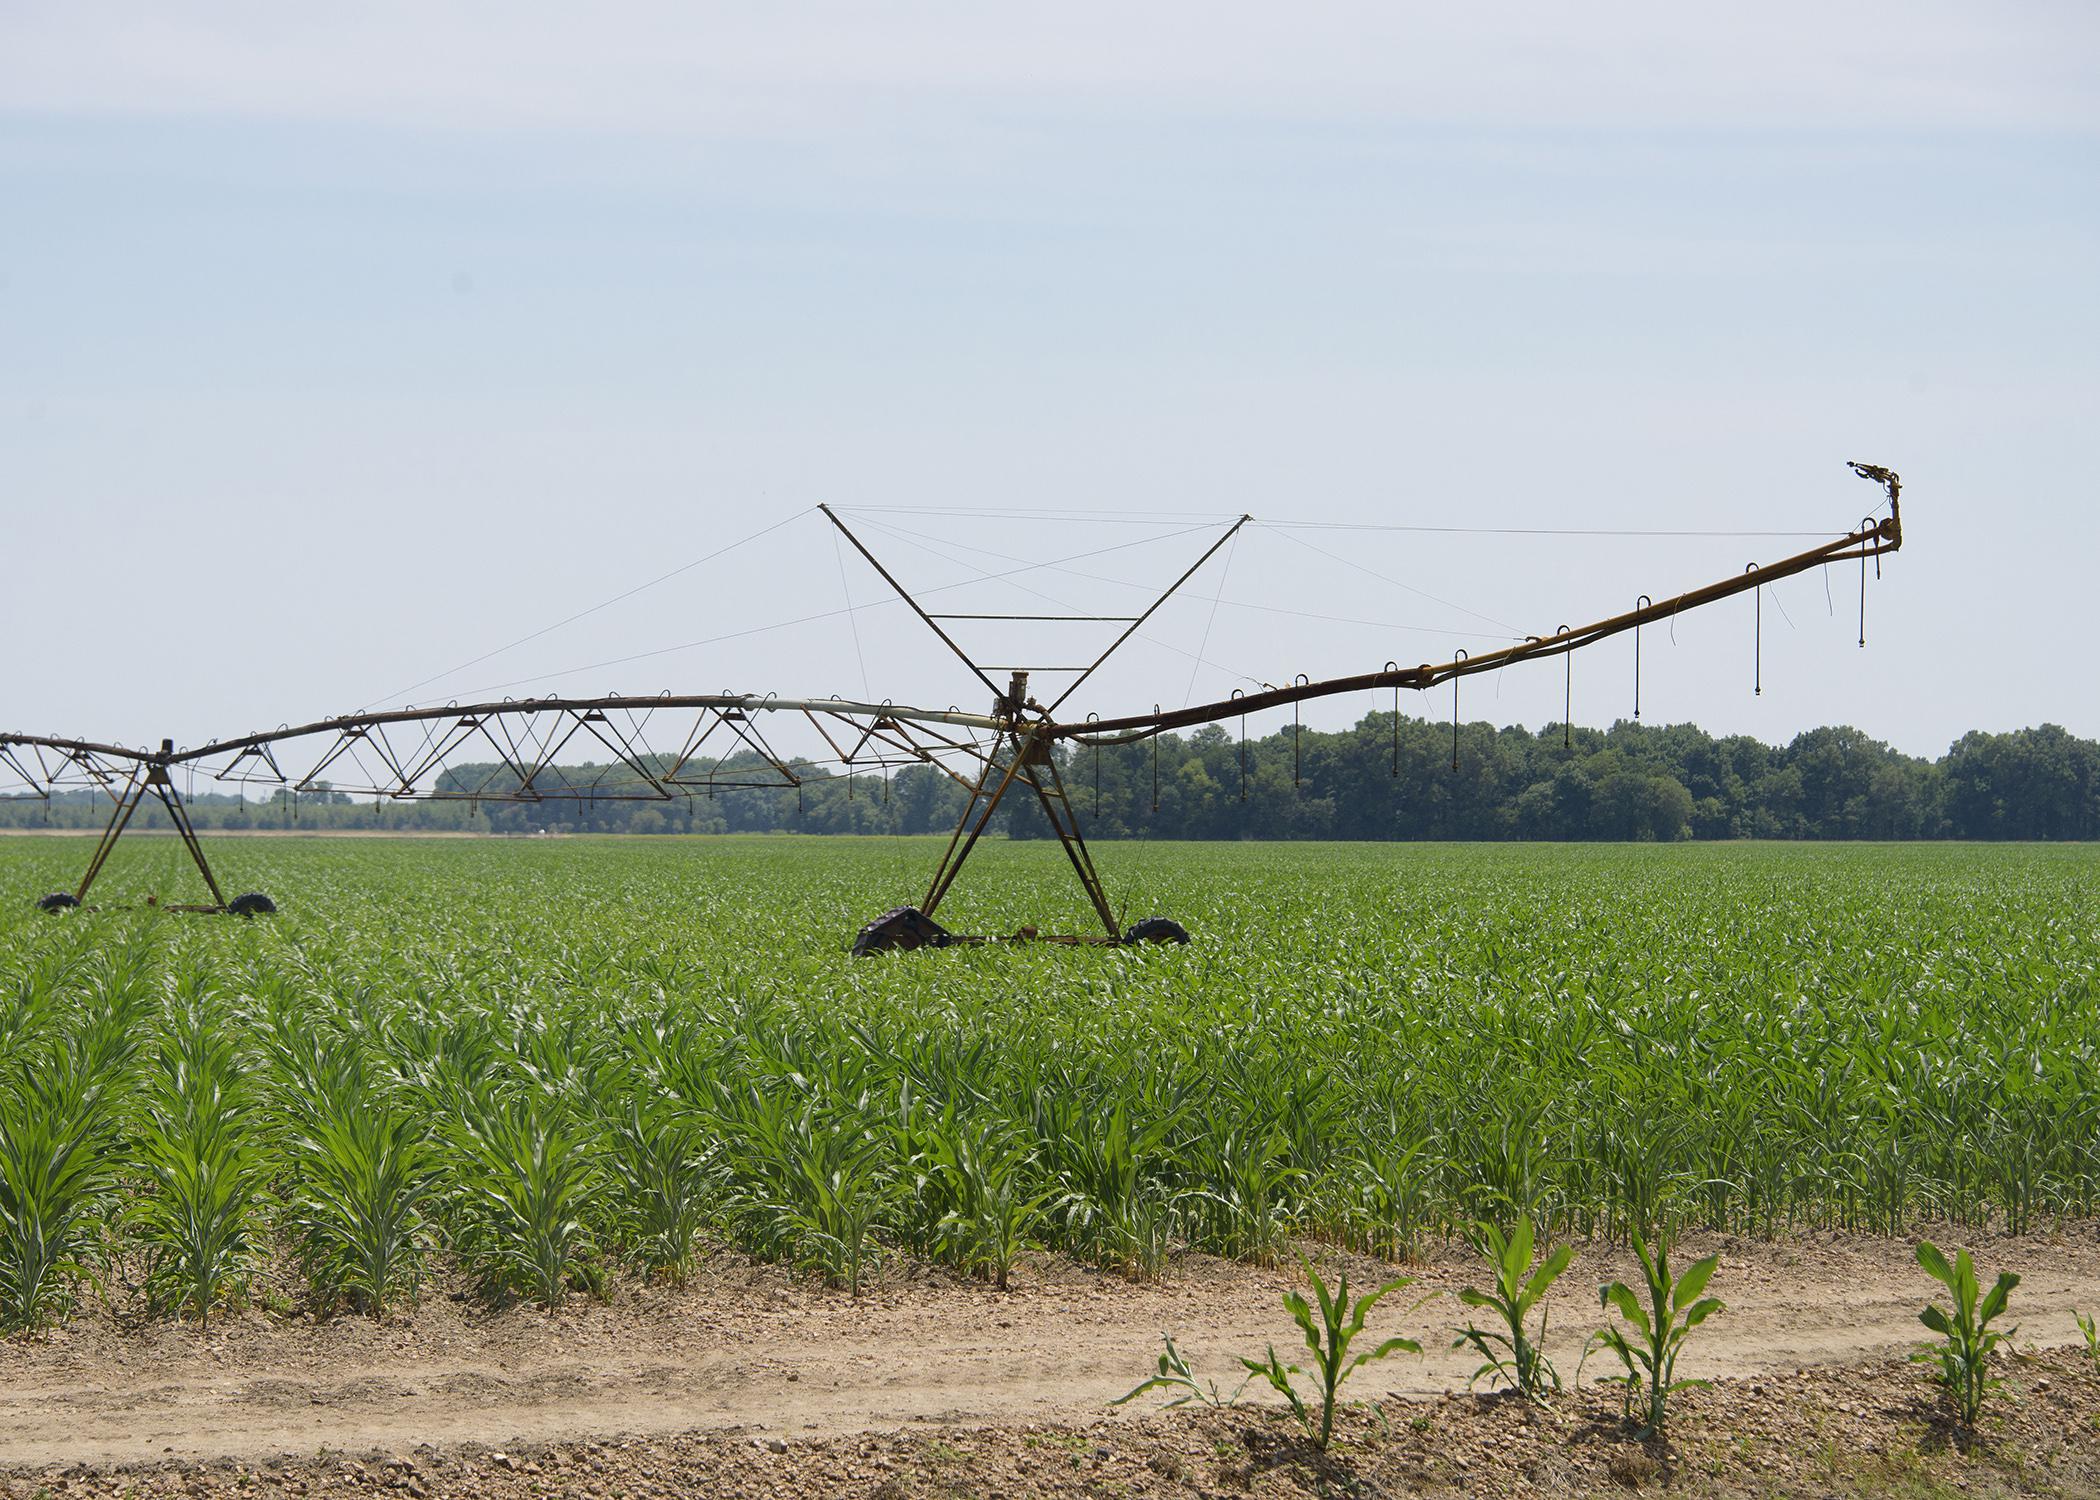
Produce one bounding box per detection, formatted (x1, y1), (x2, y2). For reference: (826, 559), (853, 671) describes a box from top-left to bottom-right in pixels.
(1019, 738), (1120, 940)
(1554, 628), (1571, 748)
(1859, 529), (1870, 647)
(1292, 676), (1309, 787)
(818, 505), (1001, 701)
(1068, 504), (1901, 742)
(1384, 661), (1400, 777)
(1451, 649), (1467, 771)
(1151, 708), (1160, 814)
(1233, 689), (1247, 802)
(1748, 564), (1762, 696)
(1634, 596), (1651, 718)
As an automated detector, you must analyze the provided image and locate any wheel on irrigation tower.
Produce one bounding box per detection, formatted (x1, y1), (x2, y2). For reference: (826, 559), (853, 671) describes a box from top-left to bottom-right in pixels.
(1122, 916), (1190, 946)
(851, 905), (951, 956)
(35, 892), (79, 913)
(228, 892), (277, 918)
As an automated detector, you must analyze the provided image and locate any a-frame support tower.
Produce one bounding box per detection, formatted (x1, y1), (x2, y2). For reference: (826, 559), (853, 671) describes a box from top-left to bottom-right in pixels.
(821, 506), (1248, 950)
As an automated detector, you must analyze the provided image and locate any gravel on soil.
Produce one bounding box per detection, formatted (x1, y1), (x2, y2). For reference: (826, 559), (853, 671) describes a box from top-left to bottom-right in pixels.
(5, 1346), (2098, 1499)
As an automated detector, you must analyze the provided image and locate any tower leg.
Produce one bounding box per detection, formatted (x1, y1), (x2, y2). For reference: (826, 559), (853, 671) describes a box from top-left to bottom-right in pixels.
(75, 770), (151, 903)
(858, 720), (1167, 952)
(1019, 745), (1119, 940)
(922, 731), (1030, 918)
(914, 728), (1121, 940)
(150, 772), (228, 910)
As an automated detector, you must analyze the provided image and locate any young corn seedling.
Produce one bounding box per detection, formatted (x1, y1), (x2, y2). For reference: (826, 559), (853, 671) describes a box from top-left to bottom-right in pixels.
(782, 1114), (889, 1294)
(450, 1096), (600, 1308)
(2077, 1310), (2099, 1374)
(0, 1052), (121, 1330)
(1112, 1332), (1250, 1410)
(291, 1101), (437, 1316)
(1240, 1254), (1425, 1450)
(0, 947), (150, 1331)
(1348, 1137), (1431, 1263)
(1913, 1241), (2018, 1427)
(1584, 1226), (1722, 1436)
(954, 1143), (1050, 1292)
(133, 1013), (261, 1327)
(604, 1099), (717, 1286)
(1453, 1218), (1573, 1402)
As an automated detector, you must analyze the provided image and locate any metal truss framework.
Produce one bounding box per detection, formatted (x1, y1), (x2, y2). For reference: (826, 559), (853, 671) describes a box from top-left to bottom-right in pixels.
(3, 465), (1903, 943)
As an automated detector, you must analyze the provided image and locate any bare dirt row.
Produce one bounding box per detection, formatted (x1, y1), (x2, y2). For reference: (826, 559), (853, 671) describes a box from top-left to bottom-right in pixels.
(4, 1229), (2096, 1496)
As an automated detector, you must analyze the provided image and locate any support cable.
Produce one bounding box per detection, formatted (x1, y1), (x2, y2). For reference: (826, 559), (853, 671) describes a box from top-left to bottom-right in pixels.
(850, 512), (1511, 656)
(1263, 525), (1521, 636)
(1047, 517), (1251, 714)
(852, 514), (1270, 693)
(1259, 520), (1849, 538)
(831, 528), (872, 701)
(450, 524), (1225, 700)
(1181, 529), (1239, 708)
(365, 509), (814, 711)
(841, 503), (1855, 539)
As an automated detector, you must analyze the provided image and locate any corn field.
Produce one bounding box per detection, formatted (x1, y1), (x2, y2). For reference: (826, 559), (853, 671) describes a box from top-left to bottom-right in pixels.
(0, 836), (2092, 1328)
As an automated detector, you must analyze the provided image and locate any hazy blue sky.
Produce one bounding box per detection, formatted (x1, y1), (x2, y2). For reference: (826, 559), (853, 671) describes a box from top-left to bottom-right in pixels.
(4, 3), (2095, 764)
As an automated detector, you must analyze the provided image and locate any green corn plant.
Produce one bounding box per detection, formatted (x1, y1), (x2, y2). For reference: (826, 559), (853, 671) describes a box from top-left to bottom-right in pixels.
(0, 946), (81, 1057)
(290, 1101), (437, 1316)
(705, 1080), (801, 1265)
(271, 1032), (437, 1317)
(132, 1013), (261, 1326)
(0, 944), (152, 1331)
(1106, 1182), (1181, 1285)
(1038, 1094), (1180, 1279)
(1980, 1106), (2050, 1239)
(604, 1099), (717, 1285)
(887, 1095), (949, 1263)
(1453, 1218), (1573, 1402)
(911, 1116), (1048, 1290)
(2077, 1309), (2099, 1373)
(1912, 1242), (2018, 1427)
(1113, 1332), (1250, 1410)
(1185, 1124), (1300, 1267)
(450, 1095), (600, 1308)
(1449, 1098), (1554, 1225)
(781, 1116), (889, 1294)
(134, 1116), (260, 1325)
(1240, 1255), (1425, 1450)
(1584, 1226), (1723, 1435)
(963, 1154), (1050, 1291)
(893, 1099), (1044, 1286)
(1593, 1106), (1689, 1245)
(0, 1054), (120, 1330)
(1346, 1137), (1432, 1263)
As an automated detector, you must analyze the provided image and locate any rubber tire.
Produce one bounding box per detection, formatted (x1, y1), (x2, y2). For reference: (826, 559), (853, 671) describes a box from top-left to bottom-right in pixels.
(1122, 916), (1190, 946)
(228, 892), (277, 918)
(851, 905), (951, 956)
(35, 892), (80, 913)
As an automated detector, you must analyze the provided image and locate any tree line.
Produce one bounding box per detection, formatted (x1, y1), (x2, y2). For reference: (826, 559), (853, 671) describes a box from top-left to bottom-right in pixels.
(8, 715), (2096, 841)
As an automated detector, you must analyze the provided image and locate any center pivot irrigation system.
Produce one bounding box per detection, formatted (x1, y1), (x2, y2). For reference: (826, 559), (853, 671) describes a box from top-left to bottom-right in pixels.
(3, 465), (1902, 952)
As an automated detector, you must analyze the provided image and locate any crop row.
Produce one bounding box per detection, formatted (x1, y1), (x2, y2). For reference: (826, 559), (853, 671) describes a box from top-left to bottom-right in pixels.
(0, 838), (2094, 1327)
